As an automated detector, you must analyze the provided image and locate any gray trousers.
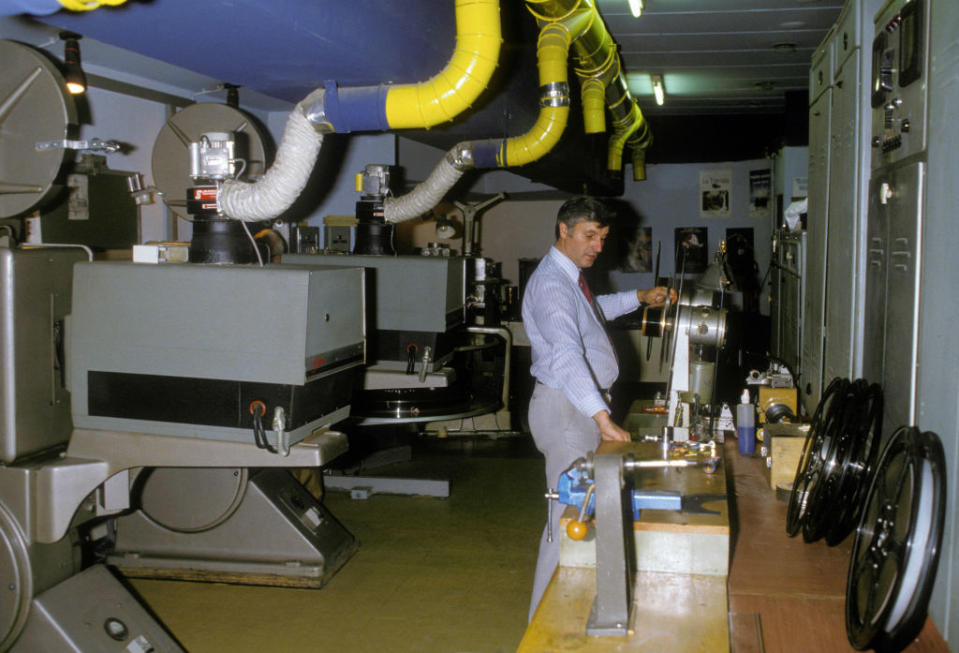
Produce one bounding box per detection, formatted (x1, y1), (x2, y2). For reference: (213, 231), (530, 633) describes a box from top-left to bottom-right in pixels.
(527, 383), (601, 622)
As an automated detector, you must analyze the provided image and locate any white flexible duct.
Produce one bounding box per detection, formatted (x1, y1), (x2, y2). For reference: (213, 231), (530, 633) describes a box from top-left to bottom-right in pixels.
(383, 148), (466, 223)
(218, 89), (326, 222)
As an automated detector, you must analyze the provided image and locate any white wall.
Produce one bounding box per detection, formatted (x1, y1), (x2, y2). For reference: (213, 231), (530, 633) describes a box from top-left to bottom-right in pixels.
(615, 160), (775, 314)
(434, 160), (777, 316)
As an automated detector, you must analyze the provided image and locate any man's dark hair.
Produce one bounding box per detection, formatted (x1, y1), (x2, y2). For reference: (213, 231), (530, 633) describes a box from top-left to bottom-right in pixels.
(555, 196), (610, 239)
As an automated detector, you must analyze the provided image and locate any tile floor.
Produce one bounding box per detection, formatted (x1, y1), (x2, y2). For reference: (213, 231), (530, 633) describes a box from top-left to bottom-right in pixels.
(128, 436), (545, 653)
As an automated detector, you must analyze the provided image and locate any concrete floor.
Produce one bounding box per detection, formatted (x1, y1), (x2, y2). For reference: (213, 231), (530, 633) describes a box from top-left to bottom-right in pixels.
(128, 436), (545, 652)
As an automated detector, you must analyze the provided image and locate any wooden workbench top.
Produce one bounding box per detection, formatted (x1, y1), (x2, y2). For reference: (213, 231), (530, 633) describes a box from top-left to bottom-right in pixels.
(519, 567), (729, 653)
(521, 438), (949, 651)
(724, 440), (948, 652)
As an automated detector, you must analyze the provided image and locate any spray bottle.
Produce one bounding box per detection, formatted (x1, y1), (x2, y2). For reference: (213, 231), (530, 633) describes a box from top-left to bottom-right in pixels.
(736, 389), (756, 455)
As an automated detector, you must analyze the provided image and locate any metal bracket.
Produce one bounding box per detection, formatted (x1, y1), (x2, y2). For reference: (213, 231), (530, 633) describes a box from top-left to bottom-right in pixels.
(35, 138), (122, 154)
(586, 454), (634, 637)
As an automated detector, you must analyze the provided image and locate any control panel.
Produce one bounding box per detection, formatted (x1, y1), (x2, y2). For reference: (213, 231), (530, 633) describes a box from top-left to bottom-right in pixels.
(870, 0), (928, 169)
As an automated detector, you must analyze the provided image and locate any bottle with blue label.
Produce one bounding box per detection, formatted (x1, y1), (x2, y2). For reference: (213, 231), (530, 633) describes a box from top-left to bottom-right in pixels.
(736, 389), (756, 455)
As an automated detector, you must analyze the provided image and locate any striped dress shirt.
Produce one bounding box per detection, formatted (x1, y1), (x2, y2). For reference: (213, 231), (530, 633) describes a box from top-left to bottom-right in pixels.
(522, 245), (640, 418)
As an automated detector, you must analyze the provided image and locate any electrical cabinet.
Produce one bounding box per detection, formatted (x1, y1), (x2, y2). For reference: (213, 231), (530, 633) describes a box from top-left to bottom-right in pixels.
(802, 34), (832, 414)
(803, 0), (882, 415)
(823, 32), (864, 385)
(864, 0), (959, 641)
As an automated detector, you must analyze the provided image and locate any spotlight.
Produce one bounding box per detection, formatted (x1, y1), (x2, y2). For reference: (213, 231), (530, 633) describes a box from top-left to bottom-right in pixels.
(650, 74), (665, 106)
(435, 217), (456, 239)
(627, 0), (644, 18)
(60, 32), (86, 95)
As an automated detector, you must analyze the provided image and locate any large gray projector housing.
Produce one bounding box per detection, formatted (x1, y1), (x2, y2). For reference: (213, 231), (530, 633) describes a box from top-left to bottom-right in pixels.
(68, 262), (365, 444)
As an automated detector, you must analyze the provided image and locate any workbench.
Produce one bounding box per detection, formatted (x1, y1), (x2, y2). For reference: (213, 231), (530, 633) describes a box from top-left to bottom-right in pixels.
(519, 438), (730, 652)
(519, 435), (949, 652)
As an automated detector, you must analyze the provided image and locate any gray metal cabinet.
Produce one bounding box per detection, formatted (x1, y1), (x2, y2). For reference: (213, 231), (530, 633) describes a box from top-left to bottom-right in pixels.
(803, 0), (882, 415)
(880, 162), (923, 431)
(802, 86), (831, 414)
(823, 48), (863, 384)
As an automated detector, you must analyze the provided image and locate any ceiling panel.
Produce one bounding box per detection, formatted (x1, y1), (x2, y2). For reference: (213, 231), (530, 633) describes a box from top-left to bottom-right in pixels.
(596, 0), (842, 113)
(602, 8), (841, 33)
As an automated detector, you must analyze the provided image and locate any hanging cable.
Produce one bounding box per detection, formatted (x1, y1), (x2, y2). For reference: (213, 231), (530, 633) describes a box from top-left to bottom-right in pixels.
(250, 401), (277, 453)
(240, 221), (264, 267)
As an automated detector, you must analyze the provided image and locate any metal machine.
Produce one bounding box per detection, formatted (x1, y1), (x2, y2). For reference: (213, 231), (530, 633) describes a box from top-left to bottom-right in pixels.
(0, 40), (365, 650)
(770, 227), (805, 376)
(547, 446), (721, 638)
(285, 164), (512, 431)
(638, 251), (730, 441)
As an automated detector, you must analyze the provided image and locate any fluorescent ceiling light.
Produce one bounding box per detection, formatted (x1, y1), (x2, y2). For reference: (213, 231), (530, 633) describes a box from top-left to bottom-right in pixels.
(627, 0), (643, 18)
(651, 74), (664, 106)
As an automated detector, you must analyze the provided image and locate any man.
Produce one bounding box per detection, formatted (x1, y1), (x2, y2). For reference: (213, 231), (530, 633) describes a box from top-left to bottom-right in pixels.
(522, 196), (672, 620)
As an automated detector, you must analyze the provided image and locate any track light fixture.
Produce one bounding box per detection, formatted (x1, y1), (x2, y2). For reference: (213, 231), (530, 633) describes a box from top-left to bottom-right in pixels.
(60, 32), (86, 95)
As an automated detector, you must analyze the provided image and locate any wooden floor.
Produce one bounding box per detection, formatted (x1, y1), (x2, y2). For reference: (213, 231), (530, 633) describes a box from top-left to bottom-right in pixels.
(725, 440), (947, 653)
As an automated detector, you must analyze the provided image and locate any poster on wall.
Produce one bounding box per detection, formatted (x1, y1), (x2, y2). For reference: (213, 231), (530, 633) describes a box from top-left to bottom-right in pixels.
(700, 169), (732, 218)
(675, 226), (708, 274)
(621, 225), (652, 273)
(748, 169), (771, 219)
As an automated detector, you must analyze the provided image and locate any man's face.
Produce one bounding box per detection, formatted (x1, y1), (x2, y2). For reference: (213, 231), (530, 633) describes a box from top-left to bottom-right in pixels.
(557, 219), (609, 269)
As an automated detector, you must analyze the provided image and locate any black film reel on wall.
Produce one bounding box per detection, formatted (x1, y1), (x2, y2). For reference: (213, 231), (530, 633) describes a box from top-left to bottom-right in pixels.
(845, 426), (947, 653)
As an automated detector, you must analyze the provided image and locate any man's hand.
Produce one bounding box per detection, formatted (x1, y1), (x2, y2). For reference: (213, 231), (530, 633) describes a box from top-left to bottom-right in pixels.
(638, 286), (677, 306)
(593, 409), (630, 442)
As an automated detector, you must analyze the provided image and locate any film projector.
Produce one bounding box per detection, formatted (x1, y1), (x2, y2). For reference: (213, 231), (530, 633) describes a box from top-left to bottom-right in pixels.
(638, 248), (730, 441)
(0, 40), (362, 651)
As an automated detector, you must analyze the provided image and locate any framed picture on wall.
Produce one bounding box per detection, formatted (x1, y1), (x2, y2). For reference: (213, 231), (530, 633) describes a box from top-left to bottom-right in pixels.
(700, 169), (732, 218)
(749, 169), (771, 218)
(621, 225), (652, 272)
(675, 226), (708, 274)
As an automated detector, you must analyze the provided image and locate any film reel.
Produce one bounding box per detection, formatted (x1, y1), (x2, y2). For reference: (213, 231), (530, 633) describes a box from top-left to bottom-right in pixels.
(800, 379), (858, 542)
(802, 380), (884, 544)
(824, 382), (883, 546)
(786, 377), (848, 537)
(845, 427), (946, 652)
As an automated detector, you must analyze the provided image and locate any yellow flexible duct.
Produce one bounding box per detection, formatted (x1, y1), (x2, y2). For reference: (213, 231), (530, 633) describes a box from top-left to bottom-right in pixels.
(580, 77), (606, 133)
(500, 22), (572, 166)
(58, 0), (126, 9)
(607, 102), (643, 171)
(525, 0), (652, 176)
(385, 0), (502, 129)
(631, 146), (648, 181)
(574, 36), (620, 133)
(501, 104), (570, 166)
(627, 108), (653, 180)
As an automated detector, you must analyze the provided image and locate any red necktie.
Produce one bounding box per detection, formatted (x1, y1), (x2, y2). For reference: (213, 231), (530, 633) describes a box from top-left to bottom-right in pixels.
(578, 273), (593, 305)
